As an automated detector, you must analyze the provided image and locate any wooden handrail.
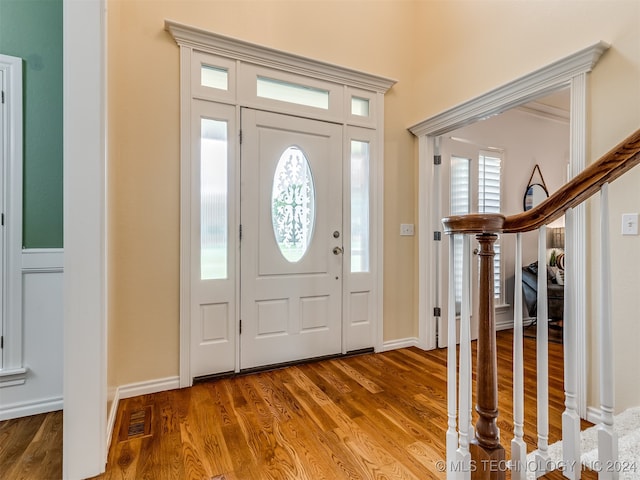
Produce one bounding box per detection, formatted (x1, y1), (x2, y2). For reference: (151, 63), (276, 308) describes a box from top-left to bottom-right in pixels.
(442, 128), (640, 235)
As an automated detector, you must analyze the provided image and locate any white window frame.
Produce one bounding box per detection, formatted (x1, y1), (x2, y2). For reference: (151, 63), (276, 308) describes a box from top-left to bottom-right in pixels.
(165, 20), (395, 386)
(189, 100), (237, 378)
(240, 65), (343, 119)
(191, 51), (237, 103)
(0, 54), (24, 377)
(344, 126), (378, 352)
(346, 87), (378, 129)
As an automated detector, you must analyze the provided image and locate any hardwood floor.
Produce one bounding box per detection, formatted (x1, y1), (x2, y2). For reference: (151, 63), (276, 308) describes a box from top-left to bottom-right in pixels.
(1, 331), (597, 479)
(93, 331), (594, 480)
(0, 410), (63, 479)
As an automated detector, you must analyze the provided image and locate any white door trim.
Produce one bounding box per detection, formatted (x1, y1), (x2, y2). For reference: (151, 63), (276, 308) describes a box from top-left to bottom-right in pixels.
(63, 0), (107, 477)
(0, 54), (24, 373)
(168, 23), (394, 386)
(409, 41), (609, 419)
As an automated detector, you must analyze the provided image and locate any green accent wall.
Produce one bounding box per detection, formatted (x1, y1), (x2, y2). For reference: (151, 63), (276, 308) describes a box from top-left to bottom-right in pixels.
(0, 0), (63, 248)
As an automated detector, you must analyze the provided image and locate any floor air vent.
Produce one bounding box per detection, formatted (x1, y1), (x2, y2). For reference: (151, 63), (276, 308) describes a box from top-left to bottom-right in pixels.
(118, 405), (152, 442)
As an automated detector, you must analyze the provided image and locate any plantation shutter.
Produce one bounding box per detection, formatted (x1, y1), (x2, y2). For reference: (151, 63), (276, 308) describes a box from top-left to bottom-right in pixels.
(450, 156), (470, 313)
(478, 152), (502, 300)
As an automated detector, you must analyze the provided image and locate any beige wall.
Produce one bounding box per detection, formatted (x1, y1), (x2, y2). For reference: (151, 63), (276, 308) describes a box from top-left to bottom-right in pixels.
(410, 0), (640, 412)
(107, 0), (420, 387)
(108, 0), (640, 411)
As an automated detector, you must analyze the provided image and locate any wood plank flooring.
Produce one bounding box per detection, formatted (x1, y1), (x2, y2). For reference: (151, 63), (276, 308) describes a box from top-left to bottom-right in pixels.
(93, 331), (594, 480)
(1, 330), (597, 479)
(0, 410), (63, 479)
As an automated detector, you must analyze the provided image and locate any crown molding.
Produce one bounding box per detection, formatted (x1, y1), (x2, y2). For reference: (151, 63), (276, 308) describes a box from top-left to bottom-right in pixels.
(516, 101), (570, 124)
(165, 20), (397, 94)
(409, 41), (609, 137)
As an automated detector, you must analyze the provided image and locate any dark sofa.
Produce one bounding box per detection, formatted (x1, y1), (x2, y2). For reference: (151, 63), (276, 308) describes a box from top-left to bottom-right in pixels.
(521, 262), (564, 322)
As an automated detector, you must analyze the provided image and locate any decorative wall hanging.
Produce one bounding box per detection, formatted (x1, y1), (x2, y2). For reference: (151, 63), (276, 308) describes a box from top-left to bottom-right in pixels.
(523, 164), (549, 211)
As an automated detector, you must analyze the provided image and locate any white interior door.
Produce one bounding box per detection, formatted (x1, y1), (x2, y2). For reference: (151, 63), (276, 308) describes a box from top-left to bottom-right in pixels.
(240, 109), (343, 369)
(437, 137), (481, 348)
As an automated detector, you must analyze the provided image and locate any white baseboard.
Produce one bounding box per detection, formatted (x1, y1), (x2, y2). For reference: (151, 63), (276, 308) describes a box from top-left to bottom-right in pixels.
(496, 319), (513, 331)
(106, 389), (121, 454)
(105, 376), (180, 454)
(586, 406), (603, 424)
(117, 376), (180, 400)
(0, 395), (63, 421)
(380, 337), (420, 352)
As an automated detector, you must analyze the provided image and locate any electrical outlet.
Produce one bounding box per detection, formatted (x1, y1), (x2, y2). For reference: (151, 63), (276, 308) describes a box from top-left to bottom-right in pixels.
(622, 213), (639, 235)
(400, 224), (414, 236)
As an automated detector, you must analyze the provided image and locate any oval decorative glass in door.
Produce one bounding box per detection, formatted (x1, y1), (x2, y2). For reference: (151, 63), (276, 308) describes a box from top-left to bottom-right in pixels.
(271, 146), (316, 262)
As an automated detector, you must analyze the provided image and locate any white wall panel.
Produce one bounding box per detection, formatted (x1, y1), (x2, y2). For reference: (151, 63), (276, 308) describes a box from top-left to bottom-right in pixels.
(0, 249), (63, 420)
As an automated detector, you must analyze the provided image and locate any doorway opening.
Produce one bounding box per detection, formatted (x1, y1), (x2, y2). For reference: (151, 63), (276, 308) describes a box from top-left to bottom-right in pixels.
(167, 22), (395, 385)
(410, 42), (610, 418)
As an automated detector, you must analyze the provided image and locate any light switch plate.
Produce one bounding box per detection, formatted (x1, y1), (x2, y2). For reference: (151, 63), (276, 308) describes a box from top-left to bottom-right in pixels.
(622, 213), (639, 235)
(400, 223), (415, 236)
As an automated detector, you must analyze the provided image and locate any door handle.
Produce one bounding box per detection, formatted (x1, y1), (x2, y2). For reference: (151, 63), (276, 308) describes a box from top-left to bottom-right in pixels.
(333, 246), (344, 255)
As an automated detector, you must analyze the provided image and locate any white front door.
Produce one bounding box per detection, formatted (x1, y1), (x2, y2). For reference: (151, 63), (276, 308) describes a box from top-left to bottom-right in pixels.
(240, 109), (343, 369)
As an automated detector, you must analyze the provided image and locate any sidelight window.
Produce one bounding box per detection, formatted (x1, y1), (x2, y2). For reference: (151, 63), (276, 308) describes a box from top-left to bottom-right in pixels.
(200, 118), (229, 280)
(351, 140), (370, 272)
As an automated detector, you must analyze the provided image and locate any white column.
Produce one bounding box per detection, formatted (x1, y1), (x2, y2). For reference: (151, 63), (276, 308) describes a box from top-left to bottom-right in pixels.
(535, 226), (550, 476)
(598, 183), (618, 480)
(511, 233), (527, 480)
(447, 234), (459, 479)
(456, 234), (472, 480)
(563, 208), (582, 480)
(63, 0), (107, 478)
(570, 73), (588, 418)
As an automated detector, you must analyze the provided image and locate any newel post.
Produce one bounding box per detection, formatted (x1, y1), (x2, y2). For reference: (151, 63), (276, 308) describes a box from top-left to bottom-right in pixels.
(469, 233), (505, 480)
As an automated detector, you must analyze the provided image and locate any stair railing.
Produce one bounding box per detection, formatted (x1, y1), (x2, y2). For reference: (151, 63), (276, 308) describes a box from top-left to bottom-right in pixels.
(442, 128), (640, 480)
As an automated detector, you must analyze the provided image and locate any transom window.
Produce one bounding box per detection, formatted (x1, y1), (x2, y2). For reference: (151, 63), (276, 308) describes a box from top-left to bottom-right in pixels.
(201, 65), (228, 90)
(257, 76), (329, 110)
(351, 97), (370, 117)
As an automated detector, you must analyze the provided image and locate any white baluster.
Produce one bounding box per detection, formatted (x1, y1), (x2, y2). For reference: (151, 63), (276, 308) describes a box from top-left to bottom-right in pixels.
(456, 234), (472, 480)
(447, 234), (459, 479)
(465, 236), (473, 443)
(563, 208), (582, 480)
(511, 233), (527, 480)
(598, 183), (618, 480)
(536, 226), (551, 476)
